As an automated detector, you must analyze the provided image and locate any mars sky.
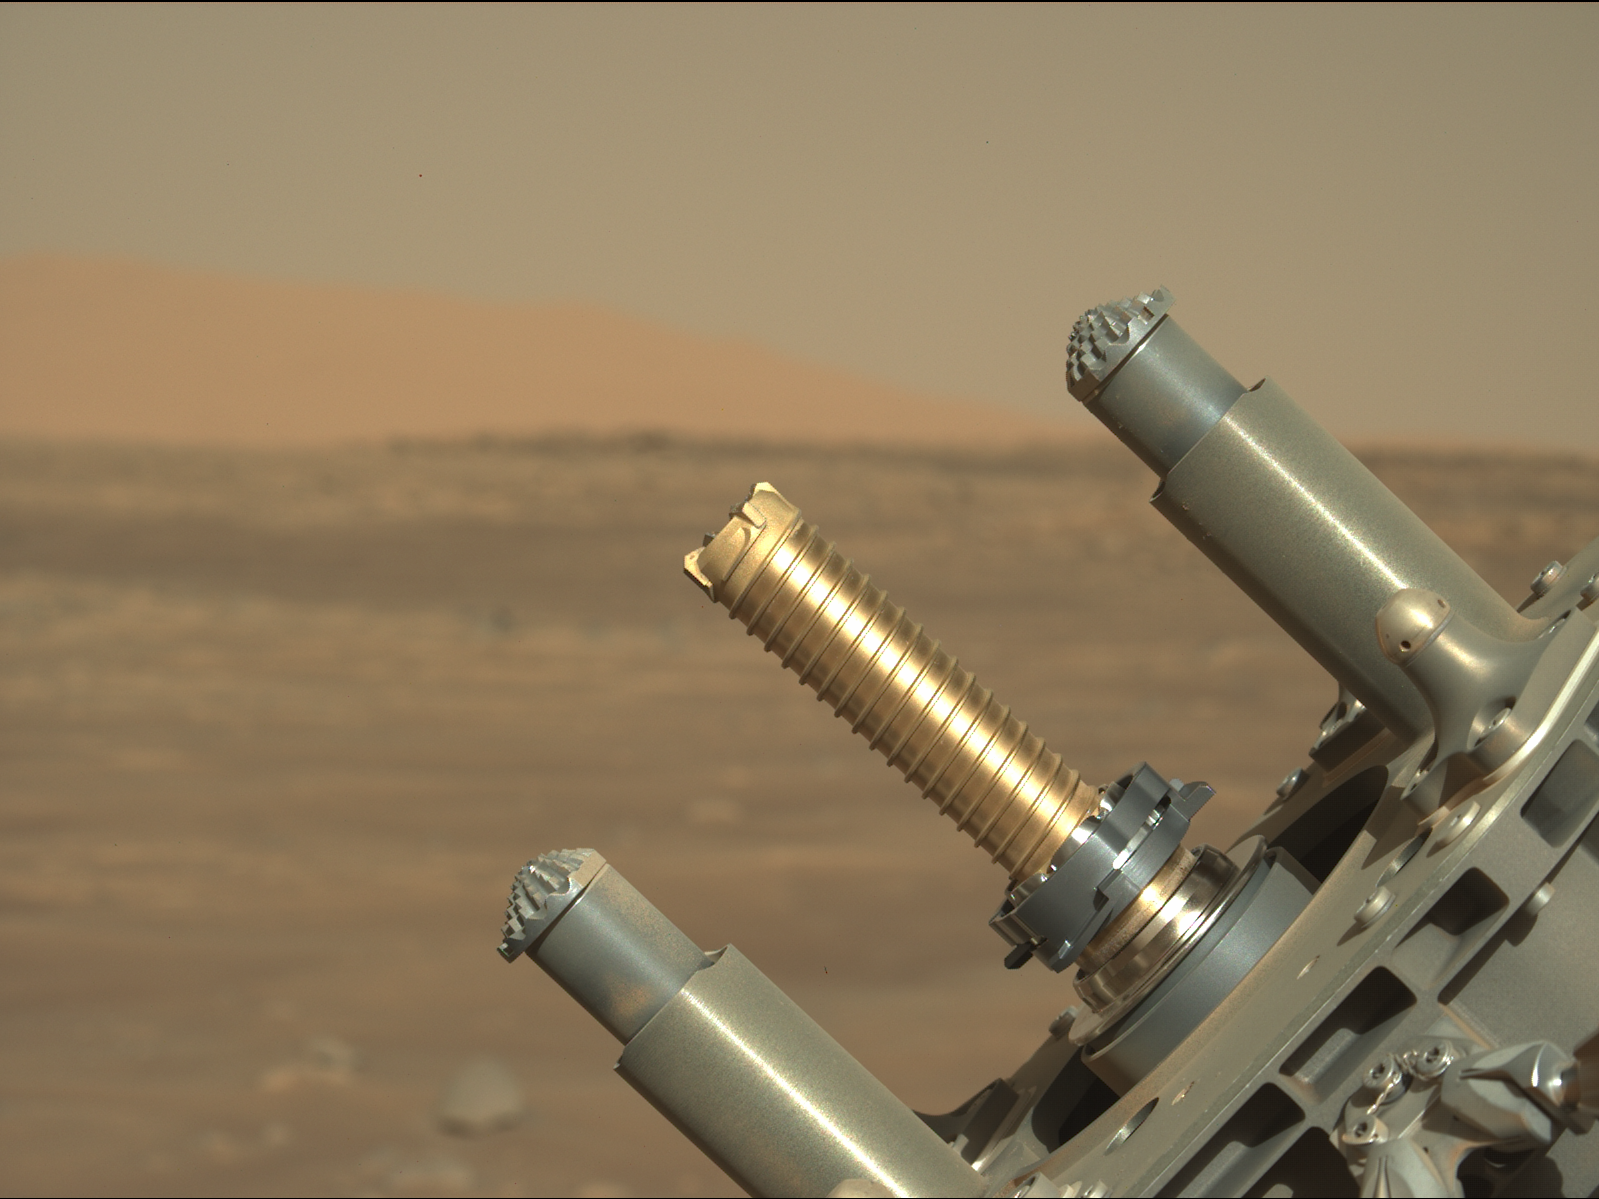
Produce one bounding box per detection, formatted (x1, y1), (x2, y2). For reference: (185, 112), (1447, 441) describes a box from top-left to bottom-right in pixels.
(1, 3), (1597, 448)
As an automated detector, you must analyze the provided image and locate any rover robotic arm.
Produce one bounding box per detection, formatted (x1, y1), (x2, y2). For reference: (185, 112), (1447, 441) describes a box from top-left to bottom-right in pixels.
(499, 290), (1599, 1197)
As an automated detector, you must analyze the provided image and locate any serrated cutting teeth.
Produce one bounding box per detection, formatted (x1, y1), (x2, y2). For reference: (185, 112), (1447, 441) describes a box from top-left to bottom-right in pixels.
(1065, 287), (1174, 402)
(497, 848), (601, 962)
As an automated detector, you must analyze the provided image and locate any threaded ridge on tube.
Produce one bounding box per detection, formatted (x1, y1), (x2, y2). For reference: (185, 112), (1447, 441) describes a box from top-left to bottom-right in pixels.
(686, 482), (1100, 881)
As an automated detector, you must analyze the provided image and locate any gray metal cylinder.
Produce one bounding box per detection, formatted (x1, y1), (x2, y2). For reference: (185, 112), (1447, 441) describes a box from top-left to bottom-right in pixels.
(532, 863), (711, 1042)
(619, 946), (985, 1198)
(505, 851), (984, 1197)
(1149, 381), (1530, 739)
(1081, 849), (1313, 1093)
(1067, 290), (1535, 741)
(1088, 316), (1247, 475)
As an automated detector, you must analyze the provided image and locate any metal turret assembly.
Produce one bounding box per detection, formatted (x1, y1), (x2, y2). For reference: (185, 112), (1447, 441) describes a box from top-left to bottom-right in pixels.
(497, 288), (1599, 1197)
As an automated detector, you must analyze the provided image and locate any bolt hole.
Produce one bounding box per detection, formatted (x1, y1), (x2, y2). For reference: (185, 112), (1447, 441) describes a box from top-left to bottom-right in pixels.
(1399, 639), (1412, 651)
(1105, 1099), (1157, 1153)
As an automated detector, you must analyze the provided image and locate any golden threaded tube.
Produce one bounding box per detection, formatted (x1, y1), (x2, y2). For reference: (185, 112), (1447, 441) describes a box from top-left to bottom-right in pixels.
(685, 482), (1100, 882)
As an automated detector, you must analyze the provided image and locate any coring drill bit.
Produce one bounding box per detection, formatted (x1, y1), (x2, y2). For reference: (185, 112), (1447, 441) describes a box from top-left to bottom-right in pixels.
(685, 481), (1101, 882)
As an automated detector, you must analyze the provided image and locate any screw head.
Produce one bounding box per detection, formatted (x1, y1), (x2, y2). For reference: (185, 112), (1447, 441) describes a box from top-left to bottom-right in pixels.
(1434, 801), (1480, 849)
(1531, 560), (1566, 597)
(1341, 1115), (1388, 1146)
(1414, 1042), (1454, 1079)
(1354, 886), (1396, 929)
(1366, 1055), (1402, 1089)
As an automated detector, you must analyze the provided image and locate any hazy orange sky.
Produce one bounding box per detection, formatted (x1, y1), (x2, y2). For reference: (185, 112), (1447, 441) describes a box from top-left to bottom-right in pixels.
(2, 3), (1597, 447)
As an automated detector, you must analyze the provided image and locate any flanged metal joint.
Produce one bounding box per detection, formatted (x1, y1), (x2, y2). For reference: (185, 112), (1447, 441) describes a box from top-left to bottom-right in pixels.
(989, 764), (1213, 972)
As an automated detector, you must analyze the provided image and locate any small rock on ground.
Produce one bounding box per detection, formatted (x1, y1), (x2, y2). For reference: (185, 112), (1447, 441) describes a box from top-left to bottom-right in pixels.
(436, 1056), (526, 1136)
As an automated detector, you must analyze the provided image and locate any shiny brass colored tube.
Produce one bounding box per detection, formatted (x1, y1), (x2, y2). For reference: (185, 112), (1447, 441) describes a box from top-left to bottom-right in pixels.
(685, 482), (1101, 882)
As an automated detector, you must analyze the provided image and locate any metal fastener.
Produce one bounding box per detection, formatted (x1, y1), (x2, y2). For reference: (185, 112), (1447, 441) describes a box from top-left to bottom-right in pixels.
(1353, 887), (1395, 929)
(1433, 801), (1480, 849)
(1365, 1055), (1404, 1093)
(1341, 1115), (1388, 1146)
(1530, 560), (1566, 597)
(1048, 1006), (1082, 1039)
(1413, 1042), (1455, 1080)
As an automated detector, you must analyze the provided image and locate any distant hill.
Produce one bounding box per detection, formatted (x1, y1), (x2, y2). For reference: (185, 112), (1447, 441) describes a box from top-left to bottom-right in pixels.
(0, 256), (1079, 447)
